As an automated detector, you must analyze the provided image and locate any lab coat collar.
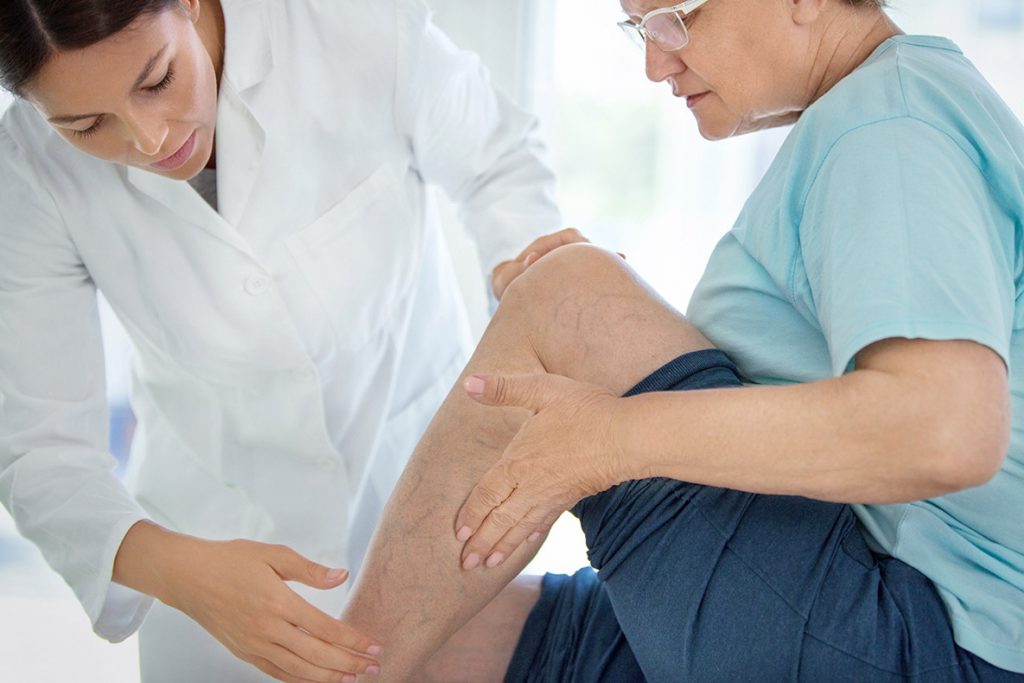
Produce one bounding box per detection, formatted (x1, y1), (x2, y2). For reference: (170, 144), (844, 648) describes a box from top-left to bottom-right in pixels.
(123, 164), (256, 257)
(220, 0), (275, 93)
(123, 0), (273, 247)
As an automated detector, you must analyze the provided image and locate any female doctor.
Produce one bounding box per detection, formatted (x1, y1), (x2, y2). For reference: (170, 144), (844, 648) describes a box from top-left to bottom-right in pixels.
(0, 0), (571, 680)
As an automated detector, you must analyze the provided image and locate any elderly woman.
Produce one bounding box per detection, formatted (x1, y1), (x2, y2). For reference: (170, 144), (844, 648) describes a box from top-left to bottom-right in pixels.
(340, 0), (1024, 680)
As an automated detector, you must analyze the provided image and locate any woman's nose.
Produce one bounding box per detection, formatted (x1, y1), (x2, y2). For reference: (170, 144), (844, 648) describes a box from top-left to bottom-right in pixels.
(126, 114), (169, 157)
(645, 40), (684, 83)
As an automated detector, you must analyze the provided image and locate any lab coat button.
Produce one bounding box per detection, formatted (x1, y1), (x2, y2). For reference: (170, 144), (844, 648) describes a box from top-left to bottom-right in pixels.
(244, 274), (270, 295)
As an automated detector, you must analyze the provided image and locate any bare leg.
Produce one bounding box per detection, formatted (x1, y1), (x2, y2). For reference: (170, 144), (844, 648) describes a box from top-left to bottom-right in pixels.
(421, 577), (542, 683)
(342, 245), (712, 680)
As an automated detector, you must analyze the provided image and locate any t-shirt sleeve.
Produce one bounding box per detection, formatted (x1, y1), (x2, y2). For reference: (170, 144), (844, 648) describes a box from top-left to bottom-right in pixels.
(798, 117), (1016, 376)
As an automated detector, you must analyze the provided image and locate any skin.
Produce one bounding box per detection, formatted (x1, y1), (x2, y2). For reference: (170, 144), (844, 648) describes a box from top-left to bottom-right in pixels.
(624, 0), (903, 139)
(25, 0), (222, 180)
(17, 2), (574, 680)
(339, 1), (1010, 680)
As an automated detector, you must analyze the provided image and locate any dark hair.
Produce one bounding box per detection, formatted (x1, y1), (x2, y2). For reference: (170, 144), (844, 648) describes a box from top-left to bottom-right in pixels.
(0, 0), (179, 96)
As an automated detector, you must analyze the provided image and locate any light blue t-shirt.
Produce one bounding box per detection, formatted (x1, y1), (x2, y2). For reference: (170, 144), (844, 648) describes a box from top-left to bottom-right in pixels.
(688, 36), (1024, 672)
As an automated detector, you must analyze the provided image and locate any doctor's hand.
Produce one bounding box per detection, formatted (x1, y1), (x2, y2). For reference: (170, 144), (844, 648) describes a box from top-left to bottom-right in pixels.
(116, 524), (382, 683)
(453, 373), (629, 570)
(490, 228), (591, 300)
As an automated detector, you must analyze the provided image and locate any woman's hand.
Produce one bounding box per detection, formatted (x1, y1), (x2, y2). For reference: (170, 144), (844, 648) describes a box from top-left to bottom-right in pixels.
(453, 373), (628, 570)
(115, 523), (381, 683)
(490, 228), (591, 300)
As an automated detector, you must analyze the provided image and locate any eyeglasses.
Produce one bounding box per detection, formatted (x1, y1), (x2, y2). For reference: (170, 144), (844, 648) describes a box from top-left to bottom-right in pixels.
(617, 0), (713, 52)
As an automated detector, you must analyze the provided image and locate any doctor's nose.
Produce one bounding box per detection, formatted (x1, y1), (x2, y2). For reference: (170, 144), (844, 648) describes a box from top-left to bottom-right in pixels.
(645, 39), (684, 84)
(125, 114), (170, 158)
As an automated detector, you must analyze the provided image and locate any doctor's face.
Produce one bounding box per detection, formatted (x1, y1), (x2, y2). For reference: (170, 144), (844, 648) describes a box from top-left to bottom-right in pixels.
(24, 3), (219, 180)
(620, 0), (811, 139)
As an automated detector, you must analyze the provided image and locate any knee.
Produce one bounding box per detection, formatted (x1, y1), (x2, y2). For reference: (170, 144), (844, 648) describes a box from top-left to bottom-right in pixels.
(500, 243), (629, 312)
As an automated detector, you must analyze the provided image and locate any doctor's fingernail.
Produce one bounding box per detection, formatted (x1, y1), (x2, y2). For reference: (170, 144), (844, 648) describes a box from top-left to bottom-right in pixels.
(366, 664), (382, 675)
(456, 526), (473, 542)
(366, 644), (383, 656)
(342, 676), (357, 683)
(463, 553), (481, 570)
(464, 376), (485, 396)
(485, 552), (505, 568)
(527, 531), (542, 543)
(325, 568), (346, 581)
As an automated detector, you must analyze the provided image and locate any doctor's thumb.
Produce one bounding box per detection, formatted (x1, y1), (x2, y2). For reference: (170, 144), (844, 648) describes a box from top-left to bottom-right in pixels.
(269, 545), (349, 589)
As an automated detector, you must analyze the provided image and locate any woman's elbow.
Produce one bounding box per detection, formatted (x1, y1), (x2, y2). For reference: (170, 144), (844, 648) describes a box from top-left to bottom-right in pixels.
(930, 408), (1010, 492)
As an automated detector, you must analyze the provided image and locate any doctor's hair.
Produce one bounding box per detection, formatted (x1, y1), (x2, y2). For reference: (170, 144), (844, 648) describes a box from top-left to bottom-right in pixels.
(0, 0), (179, 96)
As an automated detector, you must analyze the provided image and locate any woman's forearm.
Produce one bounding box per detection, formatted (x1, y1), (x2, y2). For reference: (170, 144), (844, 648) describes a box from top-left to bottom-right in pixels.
(615, 366), (1006, 504)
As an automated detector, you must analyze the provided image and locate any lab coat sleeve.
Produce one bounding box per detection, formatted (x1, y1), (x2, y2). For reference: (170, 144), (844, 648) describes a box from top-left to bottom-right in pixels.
(394, 0), (562, 284)
(0, 137), (153, 642)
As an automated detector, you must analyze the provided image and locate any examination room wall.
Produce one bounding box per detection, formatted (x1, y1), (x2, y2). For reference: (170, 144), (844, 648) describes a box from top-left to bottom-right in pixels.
(2, 1), (1023, 680)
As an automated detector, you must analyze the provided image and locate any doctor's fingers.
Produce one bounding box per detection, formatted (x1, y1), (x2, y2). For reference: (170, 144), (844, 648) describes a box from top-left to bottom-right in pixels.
(275, 625), (380, 679)
(515, 227), (591, 261)
(285, 604), (382, 670)
(251, 655), (322, 683)
(264, 642), (370, 683)
(276, 593), (380, 663)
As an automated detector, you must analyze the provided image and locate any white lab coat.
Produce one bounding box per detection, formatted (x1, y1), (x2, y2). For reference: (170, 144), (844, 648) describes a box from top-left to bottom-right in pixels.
(0, 0), (558, 678)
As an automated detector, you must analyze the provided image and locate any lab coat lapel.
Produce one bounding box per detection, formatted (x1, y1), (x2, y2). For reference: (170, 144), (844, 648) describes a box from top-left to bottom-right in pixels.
(124, 164), (255, 256)
(216, 0), (275, 228)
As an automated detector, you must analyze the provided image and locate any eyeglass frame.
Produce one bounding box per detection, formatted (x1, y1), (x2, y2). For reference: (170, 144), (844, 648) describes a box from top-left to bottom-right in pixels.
(617, 0), (713, 51)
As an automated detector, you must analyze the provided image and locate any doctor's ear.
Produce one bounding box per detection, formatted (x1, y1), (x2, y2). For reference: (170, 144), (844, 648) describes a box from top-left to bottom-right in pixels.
(178, 0), (201, 24)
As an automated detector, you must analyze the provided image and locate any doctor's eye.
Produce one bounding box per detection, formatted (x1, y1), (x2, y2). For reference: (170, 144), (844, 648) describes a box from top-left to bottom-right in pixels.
(72, 115), (106, 138)
(146, 67), (176, 94)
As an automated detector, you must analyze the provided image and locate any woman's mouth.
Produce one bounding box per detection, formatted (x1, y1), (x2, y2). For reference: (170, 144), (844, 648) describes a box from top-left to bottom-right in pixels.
(686, 92), (710, 109)
(152, 130), (197, 171)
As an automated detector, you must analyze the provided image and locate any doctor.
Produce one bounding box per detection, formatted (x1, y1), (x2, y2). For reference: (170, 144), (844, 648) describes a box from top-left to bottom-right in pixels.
(0, 0), (570, 680)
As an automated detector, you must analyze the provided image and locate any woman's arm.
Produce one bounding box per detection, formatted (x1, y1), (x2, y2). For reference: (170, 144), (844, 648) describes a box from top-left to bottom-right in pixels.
(455, 337), (1010, 565)
(617, 337), (1009, 503)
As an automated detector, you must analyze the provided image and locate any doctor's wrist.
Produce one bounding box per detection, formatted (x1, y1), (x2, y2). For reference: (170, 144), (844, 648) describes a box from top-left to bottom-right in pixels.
(112, 519), (201, 607)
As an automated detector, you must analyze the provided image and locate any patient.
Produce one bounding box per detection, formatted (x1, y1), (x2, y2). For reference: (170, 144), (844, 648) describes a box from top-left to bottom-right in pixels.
(342, 0), (1024, 680)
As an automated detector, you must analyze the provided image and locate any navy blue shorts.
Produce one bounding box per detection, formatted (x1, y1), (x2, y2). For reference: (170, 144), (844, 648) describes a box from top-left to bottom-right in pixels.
(505, 350), (1022, 682)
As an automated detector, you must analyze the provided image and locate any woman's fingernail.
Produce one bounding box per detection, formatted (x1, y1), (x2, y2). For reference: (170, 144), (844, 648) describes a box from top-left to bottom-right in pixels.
(528, 531), (542, 543)
(485, 552), (505, 568)
(366, 644), (383, 656)
(464, 376), (485, 396)
(325, 568), (345, 581)
(456, 526), (473, 542)
(463, 553), (481, 570)
(366, 664), (382, 675)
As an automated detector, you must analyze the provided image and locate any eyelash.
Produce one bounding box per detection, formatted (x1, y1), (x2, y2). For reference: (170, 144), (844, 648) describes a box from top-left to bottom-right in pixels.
(71, 67), (175, 139)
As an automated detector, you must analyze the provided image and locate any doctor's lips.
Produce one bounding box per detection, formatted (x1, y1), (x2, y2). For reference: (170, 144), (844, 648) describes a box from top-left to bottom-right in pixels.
(151, 130), (197, 171)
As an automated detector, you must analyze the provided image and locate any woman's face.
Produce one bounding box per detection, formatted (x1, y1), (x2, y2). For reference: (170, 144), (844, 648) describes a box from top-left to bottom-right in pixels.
(622, 0), (814, 140)
(24, 2), (219, 180)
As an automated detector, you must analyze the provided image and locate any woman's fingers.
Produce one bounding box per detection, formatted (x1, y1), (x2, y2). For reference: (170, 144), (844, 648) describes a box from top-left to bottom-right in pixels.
(286, 595), (383, 662)
(515, 227), (590, 261)
(479, 505), (553, 569)
(251, 655), (321, 683)
(454, 464), (517, 553)
(264, 643), (355, 683)
(267, 545), (350, 590)
(458, 488), (537, 570)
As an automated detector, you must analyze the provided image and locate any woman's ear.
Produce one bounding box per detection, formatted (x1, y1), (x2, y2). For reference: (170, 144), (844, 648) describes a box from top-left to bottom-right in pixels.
(179, 0), (201, 24)
(789, 0), (829, 26)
